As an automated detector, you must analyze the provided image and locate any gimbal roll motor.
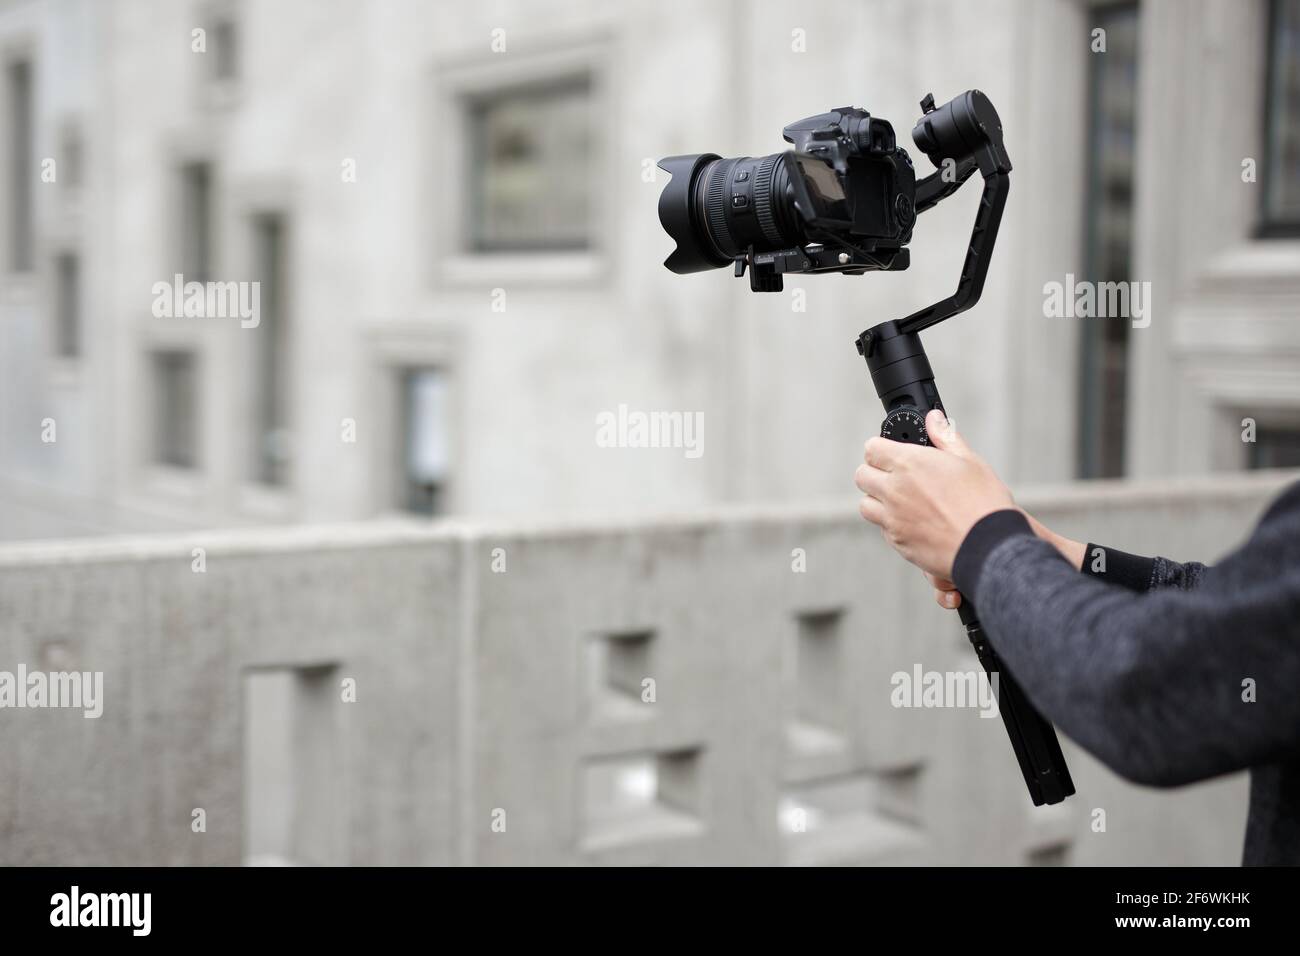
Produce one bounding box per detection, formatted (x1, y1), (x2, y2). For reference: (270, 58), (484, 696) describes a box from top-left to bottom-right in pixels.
(657, 90), (1075, 807)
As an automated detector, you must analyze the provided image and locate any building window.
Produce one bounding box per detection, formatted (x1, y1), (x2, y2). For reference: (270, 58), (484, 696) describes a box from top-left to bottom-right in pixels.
(54, 252), (80, 358)
(1078, 3), (1139, 479)
(465, 76), (592, 252)
(152, 350), (198, 468)
(1261, 0), (1300, 234)
(180, 162), (214, 281)
(395, 367), (450, 515)
(250, 214), (289, 486)
(7, 58), (34, 272)
(210, 16), (238, 82)
(61, 125), (83, 190)
(1249, 424), (1300, 469)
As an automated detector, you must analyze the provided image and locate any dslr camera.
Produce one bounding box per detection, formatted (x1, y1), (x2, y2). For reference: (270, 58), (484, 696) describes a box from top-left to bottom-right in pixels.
(658, 107), (916, 290)
(657, 90), (1009, 296)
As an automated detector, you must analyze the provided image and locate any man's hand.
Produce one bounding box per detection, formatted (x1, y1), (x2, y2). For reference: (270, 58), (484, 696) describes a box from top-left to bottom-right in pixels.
(854, 409), (1015, 581)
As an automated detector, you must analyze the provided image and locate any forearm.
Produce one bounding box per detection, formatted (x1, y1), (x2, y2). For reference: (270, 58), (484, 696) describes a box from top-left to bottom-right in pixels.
(1021, 515), (1207, 591)
(1021, 512), (1085, 569)
(952, 511), (1300, 787)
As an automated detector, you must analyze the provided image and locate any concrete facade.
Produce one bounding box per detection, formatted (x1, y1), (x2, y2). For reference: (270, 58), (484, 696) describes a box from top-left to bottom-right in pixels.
(0, 0), (1295, 538)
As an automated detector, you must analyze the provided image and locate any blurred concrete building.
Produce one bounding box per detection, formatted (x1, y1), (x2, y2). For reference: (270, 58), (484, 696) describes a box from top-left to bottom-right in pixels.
(1, 0), (1297, 538)
(1, 0), (1299, 867)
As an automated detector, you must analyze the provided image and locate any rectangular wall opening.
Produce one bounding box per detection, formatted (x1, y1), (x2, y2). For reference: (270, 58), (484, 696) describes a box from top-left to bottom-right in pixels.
(585, 629), (655, 721)
(780, 770), (924, 866)
(580, 749), (703, 851)
(242, 664), (343, 866)
(787, 610), (847, 756)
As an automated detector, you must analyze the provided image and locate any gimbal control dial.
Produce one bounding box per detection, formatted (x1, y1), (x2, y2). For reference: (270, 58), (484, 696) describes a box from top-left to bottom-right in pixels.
(880, 406), (930, 446)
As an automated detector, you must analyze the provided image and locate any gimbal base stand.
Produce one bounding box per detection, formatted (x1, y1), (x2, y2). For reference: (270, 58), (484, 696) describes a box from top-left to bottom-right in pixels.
(856, 93), (1075, 806)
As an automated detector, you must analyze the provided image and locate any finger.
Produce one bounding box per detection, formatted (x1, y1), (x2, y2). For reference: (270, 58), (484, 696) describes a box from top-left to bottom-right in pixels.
(925, 572), (957, 591)
(853, 463), (890, 498)
(925, 409), (971, 458)
(864, 435), (906, 471)
(934, 588), (962, 610)
(858, 495), (885, 526)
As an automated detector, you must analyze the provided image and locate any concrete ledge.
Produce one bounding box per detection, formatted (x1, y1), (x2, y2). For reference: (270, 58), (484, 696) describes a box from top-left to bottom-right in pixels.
(1, 469), (1294, 566)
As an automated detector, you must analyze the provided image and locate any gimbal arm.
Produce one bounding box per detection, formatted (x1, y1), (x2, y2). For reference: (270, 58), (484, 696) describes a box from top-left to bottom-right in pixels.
(857, 90), (1013, 354)
(914, 155), (977, 213)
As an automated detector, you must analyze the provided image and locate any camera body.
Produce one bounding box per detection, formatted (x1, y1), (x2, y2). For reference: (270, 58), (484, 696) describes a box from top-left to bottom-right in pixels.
(780, 107), (915, 254)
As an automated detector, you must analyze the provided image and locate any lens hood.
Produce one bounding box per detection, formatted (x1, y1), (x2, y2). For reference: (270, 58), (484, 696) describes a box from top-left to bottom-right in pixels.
(657, 153), (730, 273)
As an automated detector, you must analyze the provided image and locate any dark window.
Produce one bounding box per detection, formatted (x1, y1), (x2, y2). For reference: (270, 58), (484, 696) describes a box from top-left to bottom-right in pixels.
(152, 350), (198, 468)
(54, 252), (80, 358)
(250, 214), (289, 486)
(1260, 0), (1300, 235)
(61, 126), (83, 190)
(180, 162), (213, 281)
(7, 58), (33, 272)
(1078, 4), (1139, 479)
(1249, 425), (1300, 469)
(398, 367), (449, 515)
(211, 18), (238, 82)
(466, 76), (592, 252)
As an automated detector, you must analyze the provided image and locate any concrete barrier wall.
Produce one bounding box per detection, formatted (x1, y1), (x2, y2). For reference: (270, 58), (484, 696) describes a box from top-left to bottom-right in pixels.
(1, 471), (1293, 865)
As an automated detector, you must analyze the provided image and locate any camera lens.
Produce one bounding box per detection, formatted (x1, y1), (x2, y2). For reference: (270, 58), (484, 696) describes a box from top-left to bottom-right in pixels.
(658, 152), (799, 273)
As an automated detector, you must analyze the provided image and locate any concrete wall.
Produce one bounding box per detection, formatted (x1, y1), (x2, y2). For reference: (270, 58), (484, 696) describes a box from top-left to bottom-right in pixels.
(2, 470), (1292, 866)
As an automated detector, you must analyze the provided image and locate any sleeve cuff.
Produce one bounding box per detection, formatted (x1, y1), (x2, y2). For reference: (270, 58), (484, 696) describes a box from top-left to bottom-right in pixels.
(951, 509), (1034, 602)
(1080, 543), (1156, 592)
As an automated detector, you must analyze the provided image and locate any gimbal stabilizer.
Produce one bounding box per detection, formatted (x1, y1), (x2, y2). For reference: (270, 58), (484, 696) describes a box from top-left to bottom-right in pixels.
(856, 91), (1075, 806)
(656, 89), (1075, 806)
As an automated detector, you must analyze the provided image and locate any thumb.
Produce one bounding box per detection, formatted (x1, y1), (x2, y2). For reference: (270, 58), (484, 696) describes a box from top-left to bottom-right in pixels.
(926, 408), (972, 458)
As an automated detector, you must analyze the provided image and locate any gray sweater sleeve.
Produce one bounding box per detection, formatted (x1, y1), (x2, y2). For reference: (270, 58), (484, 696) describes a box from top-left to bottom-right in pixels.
(950, 494), (1300, 788)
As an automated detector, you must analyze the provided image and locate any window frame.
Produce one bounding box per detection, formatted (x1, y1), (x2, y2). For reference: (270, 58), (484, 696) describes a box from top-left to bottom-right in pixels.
(246, 209), (292, 489)
(1257, 0), (1300, 237)
(462, 73), (596, 255)
(365, 325), (461, 520)
(2, 47), (36, 278)
(196, 0), (243, 110)
(1076, 0), (1141, 479)
(149, 347), (202, 471)
(428, 36), (612, 288)
(394, 365), (452, 516)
